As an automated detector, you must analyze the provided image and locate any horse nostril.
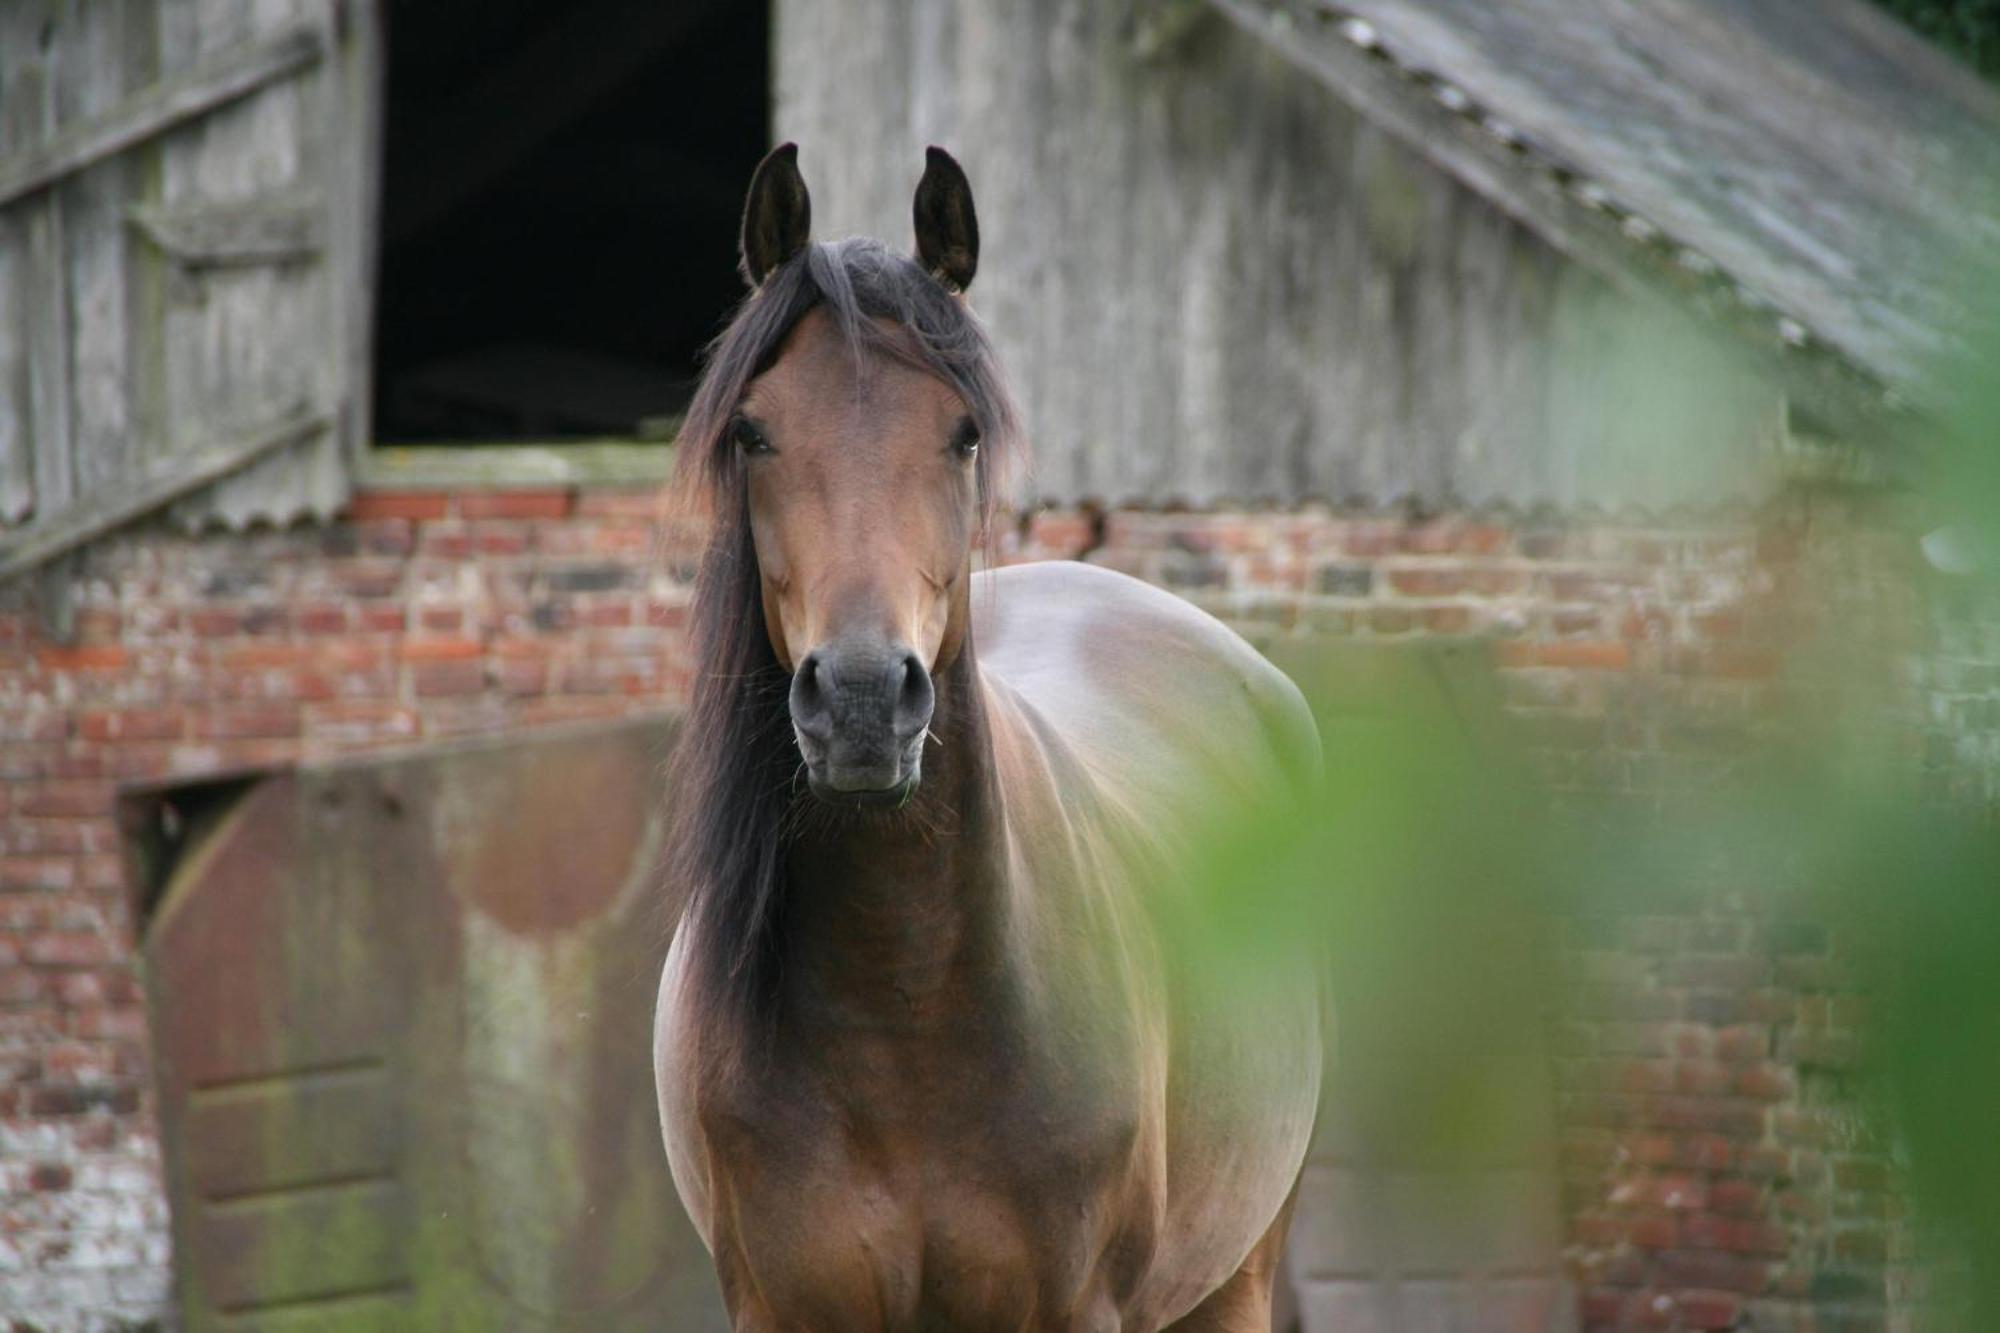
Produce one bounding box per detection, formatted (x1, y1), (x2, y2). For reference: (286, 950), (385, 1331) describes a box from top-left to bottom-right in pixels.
(894, 652), (934, 736)
(791, 651), (834, 735)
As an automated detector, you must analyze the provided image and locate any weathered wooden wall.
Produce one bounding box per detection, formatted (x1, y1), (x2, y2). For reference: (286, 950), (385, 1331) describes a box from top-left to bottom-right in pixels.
(0, 0), (376, 571)
(776, 0), (1785, 513)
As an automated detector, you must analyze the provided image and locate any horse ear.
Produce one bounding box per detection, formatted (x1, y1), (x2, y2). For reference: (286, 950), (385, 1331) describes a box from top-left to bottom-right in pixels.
(913, 146), (979, 293)
(740, 142), (812, 288)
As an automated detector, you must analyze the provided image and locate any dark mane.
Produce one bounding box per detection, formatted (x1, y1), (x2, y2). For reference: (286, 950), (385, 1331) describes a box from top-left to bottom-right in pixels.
(664, 237), (1023, 1032)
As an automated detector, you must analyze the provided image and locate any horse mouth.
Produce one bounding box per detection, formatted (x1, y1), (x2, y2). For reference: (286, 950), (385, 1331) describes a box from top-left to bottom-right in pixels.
(805, 772), (920, 808)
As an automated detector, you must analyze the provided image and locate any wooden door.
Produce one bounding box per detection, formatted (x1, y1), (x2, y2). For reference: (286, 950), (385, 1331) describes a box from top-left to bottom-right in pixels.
(142, 717), (727, 1331)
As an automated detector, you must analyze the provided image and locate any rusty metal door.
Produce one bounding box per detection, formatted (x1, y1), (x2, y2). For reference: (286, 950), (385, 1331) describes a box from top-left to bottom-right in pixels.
(142, 716), (726, 1331)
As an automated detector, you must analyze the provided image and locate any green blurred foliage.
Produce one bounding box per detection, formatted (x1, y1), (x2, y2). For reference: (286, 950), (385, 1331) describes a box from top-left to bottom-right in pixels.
(1166, 245), (2000, 1325)
(1871, 0), (2000, 78)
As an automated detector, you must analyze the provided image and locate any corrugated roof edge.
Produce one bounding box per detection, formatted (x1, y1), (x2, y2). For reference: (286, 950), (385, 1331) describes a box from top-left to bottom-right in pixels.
(1208, 0), (1930, 443)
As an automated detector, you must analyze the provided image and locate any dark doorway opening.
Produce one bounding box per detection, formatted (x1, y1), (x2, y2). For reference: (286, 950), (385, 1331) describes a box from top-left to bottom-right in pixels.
(372, 0), (768, 443)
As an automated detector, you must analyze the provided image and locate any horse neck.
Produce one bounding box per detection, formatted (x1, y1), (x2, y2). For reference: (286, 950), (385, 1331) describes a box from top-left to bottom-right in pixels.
(779, 647), (1011, 1031)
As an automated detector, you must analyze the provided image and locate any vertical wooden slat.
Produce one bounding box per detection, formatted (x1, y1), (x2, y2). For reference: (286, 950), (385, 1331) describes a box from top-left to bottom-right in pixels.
(62, 0), (139, 501)
(20, 14), (80, 633)
(23, 57), (75, 534)
(168, 0), (348, 531)
(0, 4), (45, 525)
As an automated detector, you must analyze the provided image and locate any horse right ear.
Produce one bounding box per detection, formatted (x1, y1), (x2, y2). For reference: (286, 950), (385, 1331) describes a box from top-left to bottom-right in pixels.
(740, 142), (812, 288)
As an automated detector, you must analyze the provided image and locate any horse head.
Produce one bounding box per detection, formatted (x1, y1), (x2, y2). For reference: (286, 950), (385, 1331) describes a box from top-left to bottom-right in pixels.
(689, 144), (1011, 806)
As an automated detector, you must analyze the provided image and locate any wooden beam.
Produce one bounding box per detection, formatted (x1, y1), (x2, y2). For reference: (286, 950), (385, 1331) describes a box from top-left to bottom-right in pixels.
(0, 406), (333, 583)
(128, 194), (325, 268)
(1205, 0), (1904, 439)
(0, 21), (324, 210)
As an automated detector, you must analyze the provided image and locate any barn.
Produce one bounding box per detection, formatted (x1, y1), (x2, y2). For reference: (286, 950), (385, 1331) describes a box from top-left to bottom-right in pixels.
(1, 0), (1994, 1328)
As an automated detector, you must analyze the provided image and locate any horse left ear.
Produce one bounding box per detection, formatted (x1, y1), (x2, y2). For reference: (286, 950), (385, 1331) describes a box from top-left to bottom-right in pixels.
(741, 142), (812, 288)
(913, 146), (979, 293)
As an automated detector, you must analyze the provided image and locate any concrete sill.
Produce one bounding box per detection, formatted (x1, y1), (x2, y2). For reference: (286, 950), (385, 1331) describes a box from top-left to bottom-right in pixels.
(360, 442), (675, 491)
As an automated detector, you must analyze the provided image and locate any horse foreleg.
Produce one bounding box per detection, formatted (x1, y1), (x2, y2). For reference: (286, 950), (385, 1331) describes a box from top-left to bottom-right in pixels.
(1159, 1181), (1299, 1333)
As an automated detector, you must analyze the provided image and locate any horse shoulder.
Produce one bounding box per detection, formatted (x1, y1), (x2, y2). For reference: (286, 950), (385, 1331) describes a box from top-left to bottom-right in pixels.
(653, 930), (715, 1249)
(974, 561), (1318, 802)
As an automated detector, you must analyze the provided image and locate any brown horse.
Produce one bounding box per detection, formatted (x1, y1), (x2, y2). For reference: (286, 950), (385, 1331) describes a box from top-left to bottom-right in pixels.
(654, 144), (1324, 1332)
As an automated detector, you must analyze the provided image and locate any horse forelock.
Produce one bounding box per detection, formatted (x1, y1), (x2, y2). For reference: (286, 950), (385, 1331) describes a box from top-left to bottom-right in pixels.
(665, 237), (1022, 1032)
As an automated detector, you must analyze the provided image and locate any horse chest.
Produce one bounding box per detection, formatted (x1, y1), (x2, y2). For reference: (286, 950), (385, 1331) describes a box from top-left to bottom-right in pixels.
(699, 1052), (1155, 1331)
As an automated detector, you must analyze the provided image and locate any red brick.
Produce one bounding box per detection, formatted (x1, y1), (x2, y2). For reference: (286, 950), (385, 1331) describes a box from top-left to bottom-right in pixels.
(0, 712), (68, 742)
(354, 518), (415, 556)
(1629, 1213), (1679, 1249)
(401, 637), (484, 663)
(574, 489), (665, 519)
(495, 662), (549, 697)
(458, 489), (571, 520)
(411, 660), (486, 697)
(34, 643), (127, 672)
(474, 525), (532, 556)
(0, 857), (77, 891)
(220, 643), (311, 672)
(1678, 1134), (1735, 1171)
(417, 605), (466, 633)
(76, 709), (184, 743)
(25, 932), (117, 967)
(1716, 1026), (1769, 1063)
(421, 524), (474, 559)
(187, 607), (242, 637)
(355, 605), (410, 634)
(1386, 566), (1466, 596)
(1419, 605), (1473, 634)
(295, 602), (350, 635)
(1710, 1180), (1763, 1217)
(1735, 1064), (1795, 1101)
(1674, 1062), (1733, 1096)
(197, 706), (301, 740)
(345, 490), (449, 521)
(18, 783), (111, 819)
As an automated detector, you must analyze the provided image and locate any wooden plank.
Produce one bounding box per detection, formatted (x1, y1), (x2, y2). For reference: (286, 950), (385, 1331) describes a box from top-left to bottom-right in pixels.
(61, 0), (142, 503)
(129, 193), (325, 267)
(0, 19), (323, 209)
(0, 405), (332, 583)
(327, 0), (385, 473)
(185, 1065), (396, 1200)
(21, 59), (73, 530)
(21, 51), (77, 636)
(196, 1180), (410, 1313)
(0, 3), (46, 524)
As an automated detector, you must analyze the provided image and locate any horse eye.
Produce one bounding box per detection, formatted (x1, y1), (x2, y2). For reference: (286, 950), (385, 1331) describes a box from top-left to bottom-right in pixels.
(730, 417), (773, 456)
(950, 418), (982, 459)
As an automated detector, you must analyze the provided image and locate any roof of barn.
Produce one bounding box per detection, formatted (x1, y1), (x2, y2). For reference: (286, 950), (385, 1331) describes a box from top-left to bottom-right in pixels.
(1213, 0), (2000, 425)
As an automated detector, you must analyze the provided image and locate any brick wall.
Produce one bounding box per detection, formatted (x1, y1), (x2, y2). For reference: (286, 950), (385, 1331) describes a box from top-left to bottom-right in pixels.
(0, 487), (696, 1329)
(0, 492), (1910, 1330)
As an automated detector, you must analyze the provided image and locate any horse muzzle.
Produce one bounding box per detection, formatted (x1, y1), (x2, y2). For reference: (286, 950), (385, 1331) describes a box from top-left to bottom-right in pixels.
(789, 642), (935, 805)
